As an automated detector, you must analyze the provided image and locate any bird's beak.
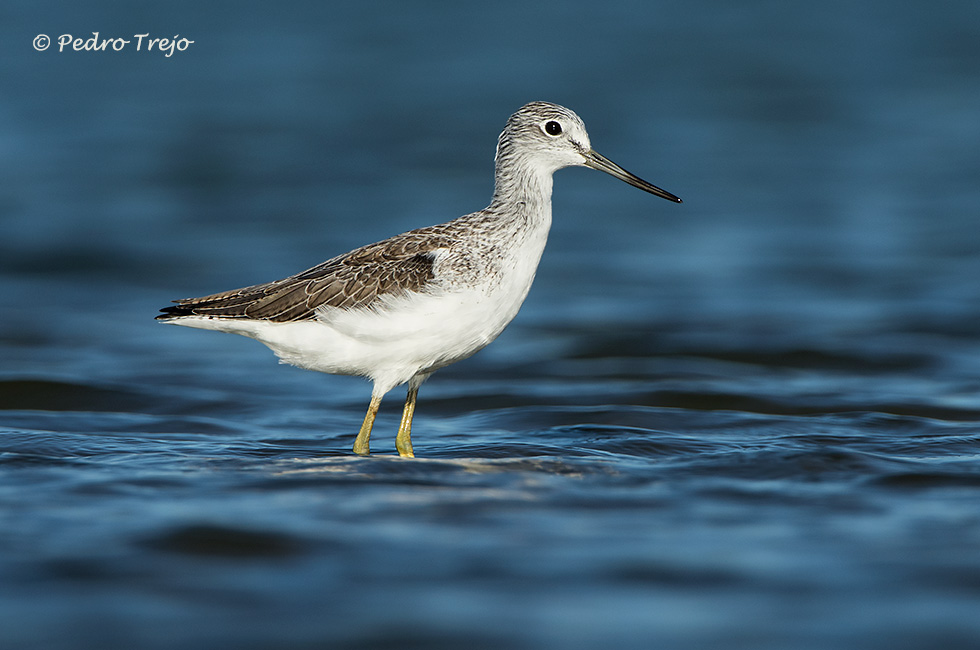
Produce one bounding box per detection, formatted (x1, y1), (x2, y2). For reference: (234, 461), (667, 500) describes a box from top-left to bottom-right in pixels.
(583, 149), (682, 203)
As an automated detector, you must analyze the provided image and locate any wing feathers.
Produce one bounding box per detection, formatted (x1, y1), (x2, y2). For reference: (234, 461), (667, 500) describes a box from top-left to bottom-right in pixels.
(157, 230), (453, 323)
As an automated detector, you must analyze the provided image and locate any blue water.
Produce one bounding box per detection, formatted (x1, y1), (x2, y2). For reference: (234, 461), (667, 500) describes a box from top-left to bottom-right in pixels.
(3, 1), (980, 648)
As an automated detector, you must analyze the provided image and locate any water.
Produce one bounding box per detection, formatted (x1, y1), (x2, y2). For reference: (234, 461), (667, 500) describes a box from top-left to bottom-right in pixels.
(3, 1), (980, 648)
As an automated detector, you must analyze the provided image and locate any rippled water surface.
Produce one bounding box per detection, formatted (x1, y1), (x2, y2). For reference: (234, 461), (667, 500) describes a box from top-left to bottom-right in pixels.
(3, 1), (980, 648)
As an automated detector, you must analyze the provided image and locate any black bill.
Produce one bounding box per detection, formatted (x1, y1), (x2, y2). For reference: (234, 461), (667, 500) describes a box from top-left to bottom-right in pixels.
(584, 149), (682, 203)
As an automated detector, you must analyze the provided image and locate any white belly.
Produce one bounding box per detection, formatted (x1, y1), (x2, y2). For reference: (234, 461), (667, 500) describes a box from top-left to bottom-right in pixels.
(166, 264), (538, 394)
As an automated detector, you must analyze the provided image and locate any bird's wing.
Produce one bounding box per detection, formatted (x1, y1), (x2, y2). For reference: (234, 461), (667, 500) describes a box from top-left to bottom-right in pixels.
(157, 230), (455, 323)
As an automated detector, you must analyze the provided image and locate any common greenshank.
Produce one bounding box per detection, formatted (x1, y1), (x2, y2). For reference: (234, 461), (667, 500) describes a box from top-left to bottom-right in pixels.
(157, 101), (681, 457)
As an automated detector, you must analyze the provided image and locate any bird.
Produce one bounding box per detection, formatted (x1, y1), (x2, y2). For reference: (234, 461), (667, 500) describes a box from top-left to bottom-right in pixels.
(156, 101), (681, 458)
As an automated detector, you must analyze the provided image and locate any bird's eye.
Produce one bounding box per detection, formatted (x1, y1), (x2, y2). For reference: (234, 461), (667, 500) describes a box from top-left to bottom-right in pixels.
(544, 121), (562, 136)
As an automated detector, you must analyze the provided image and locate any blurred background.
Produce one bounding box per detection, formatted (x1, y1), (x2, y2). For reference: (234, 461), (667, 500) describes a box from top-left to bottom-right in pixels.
(2, 1), (980, 649)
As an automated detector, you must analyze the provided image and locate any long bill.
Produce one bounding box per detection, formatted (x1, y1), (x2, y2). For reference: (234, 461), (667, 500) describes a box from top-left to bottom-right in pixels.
(584, 149), (682, 203)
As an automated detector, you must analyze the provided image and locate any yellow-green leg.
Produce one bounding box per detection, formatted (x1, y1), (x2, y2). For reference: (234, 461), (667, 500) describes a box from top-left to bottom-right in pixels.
(395, 383), (420, 458)
(353, 393), (382, 456)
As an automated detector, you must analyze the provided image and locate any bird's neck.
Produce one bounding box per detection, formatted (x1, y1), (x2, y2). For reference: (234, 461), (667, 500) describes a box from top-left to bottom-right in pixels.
(488, 152), (555, 226)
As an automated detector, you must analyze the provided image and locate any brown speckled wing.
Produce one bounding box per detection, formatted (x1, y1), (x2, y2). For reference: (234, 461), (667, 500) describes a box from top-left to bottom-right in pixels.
(157, 229), (455, 323)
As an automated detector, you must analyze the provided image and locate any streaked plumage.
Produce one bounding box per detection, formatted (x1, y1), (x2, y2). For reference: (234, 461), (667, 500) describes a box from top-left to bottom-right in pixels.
(157, 101), (681, 457)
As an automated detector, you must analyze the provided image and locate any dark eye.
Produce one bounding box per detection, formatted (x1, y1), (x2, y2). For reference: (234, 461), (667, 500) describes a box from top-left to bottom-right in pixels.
(544, 121), (562, 136)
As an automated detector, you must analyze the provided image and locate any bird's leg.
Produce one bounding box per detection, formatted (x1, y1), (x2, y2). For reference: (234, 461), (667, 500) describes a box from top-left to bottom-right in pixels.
(395, 381), (422, 458)
(353, 393), (382, 456)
